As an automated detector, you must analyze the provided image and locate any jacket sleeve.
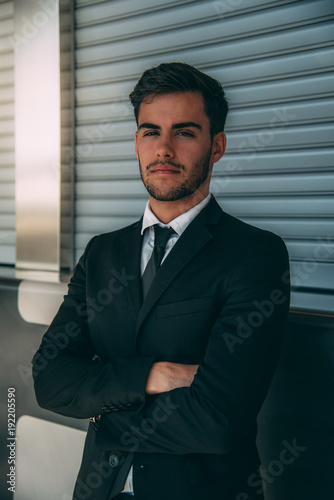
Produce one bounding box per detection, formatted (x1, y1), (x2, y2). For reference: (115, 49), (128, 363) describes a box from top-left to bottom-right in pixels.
(32, 237), (155, 419)
(96, 232), (290, 455)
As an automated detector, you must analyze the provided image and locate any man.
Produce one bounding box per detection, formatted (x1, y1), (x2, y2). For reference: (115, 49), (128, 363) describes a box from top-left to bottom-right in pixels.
(32, 62), (290, 500)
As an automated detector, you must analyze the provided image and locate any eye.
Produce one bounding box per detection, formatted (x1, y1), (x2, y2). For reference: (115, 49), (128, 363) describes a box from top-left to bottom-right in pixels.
(143, 131), (159, 137)
(177, 130), (194, 137)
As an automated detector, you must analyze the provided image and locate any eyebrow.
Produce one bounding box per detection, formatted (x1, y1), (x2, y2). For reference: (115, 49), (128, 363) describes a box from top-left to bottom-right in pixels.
(172, 122), (202, 130)
(138, 122), (160, 130)
(138, 121), (202, 131)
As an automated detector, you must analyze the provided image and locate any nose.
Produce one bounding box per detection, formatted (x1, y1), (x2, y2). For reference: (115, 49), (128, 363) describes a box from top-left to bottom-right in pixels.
(155, 136), (175, 159)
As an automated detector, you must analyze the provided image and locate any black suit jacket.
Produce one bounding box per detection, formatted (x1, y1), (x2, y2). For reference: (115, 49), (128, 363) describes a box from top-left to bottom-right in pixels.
(32, 196), (290, 500)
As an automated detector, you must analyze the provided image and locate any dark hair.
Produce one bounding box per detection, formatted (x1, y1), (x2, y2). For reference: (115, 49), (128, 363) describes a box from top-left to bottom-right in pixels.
(129, 62), (229, 137)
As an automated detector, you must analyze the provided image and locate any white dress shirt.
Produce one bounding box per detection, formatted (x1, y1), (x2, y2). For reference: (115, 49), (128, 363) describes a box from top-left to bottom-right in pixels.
(140, 193), (212, 273)
(122, 193), (212, 495)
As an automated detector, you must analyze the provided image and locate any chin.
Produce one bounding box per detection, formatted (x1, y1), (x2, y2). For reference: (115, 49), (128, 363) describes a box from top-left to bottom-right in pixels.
(147, 187), (196, 203)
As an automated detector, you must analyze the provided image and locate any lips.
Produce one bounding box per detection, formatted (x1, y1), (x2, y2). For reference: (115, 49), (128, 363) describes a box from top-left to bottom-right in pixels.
(150, 163), (180, 174)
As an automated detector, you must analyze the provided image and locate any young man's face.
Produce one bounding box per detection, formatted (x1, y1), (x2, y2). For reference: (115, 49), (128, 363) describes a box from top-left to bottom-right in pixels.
(135, 91), (226, 202)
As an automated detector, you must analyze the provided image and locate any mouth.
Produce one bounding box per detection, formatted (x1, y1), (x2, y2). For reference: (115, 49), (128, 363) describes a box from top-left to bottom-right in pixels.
(151, 168), (180, 175)
(149, 163), (182, 175)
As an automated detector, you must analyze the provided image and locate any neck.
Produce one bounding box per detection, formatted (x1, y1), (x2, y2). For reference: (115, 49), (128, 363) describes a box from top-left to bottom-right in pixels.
(148, 188), (209, 224)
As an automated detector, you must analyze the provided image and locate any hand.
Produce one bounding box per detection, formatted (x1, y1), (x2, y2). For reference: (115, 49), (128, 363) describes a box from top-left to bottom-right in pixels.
(145, 362), (199, 395)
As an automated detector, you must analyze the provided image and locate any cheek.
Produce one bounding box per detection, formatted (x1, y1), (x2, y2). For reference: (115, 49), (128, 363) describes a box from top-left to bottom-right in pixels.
(136, 142), (150, 161)
(136, 145), (147, 164)
(135, 147), (140, 160)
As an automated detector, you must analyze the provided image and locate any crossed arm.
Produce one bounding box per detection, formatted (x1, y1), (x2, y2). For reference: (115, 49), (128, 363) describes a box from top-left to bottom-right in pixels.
(33, 232), (290, 455)
(145, 362), (198, 394)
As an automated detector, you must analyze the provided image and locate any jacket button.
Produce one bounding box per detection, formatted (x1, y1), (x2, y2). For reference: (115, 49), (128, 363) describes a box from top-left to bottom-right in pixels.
(109, 454), (120, 467)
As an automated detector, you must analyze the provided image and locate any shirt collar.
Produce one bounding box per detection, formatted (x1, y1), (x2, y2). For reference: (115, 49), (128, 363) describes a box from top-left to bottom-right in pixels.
(141, 193), (212, 236)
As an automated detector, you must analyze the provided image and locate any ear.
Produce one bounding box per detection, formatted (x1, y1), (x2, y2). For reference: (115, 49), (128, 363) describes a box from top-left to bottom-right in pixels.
(211, 132), (226, 164)
(134, 131), (139, 159)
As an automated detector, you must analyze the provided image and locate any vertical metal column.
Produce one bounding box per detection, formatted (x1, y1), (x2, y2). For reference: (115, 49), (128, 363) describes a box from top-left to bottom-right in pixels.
(14, 0), (73, 277)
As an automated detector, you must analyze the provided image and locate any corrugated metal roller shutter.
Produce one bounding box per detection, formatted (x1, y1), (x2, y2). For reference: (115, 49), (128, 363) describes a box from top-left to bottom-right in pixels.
(0, 1), (15, 265)
(74, 0), (334, 312)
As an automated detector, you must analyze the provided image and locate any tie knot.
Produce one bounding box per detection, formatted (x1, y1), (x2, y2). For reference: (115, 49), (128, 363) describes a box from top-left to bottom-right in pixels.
(153, 225), (175, 250)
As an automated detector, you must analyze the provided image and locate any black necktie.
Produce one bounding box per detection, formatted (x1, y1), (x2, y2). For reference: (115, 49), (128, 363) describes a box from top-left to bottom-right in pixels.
(142, 225), (175, 297)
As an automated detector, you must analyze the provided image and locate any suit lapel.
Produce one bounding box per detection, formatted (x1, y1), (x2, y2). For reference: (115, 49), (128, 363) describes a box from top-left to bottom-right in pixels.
(120, 220), (143, 322)
(136, 197), (223, 336)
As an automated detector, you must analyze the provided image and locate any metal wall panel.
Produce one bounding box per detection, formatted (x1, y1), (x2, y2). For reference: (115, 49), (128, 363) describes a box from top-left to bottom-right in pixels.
(0, 1), (15, 265)
(74, 0), (334, 312)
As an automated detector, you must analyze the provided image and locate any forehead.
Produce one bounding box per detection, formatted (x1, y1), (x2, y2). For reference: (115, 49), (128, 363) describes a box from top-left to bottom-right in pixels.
(137, 91), (209, 125)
